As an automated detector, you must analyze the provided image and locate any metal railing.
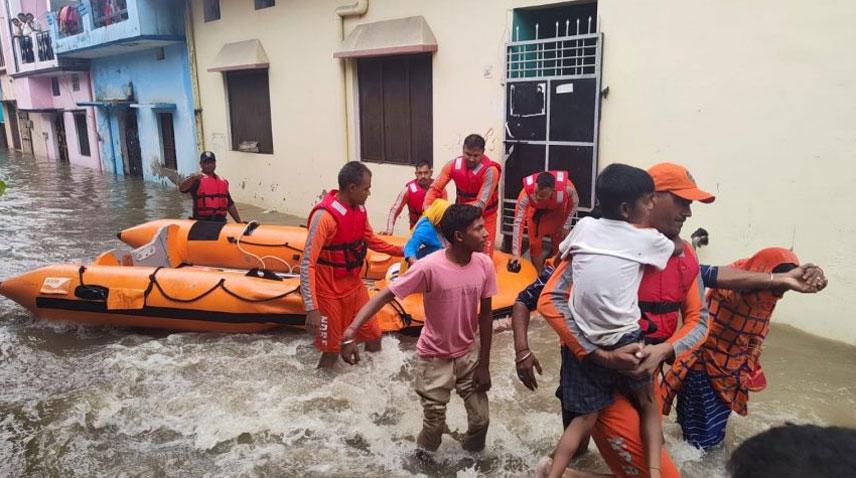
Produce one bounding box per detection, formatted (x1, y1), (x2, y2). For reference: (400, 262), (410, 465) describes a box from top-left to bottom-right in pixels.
(36, 31), (54, 62)
(14, 36), (35, 64)
(506, 17), (598, 80)
(93, 0), (129, 29)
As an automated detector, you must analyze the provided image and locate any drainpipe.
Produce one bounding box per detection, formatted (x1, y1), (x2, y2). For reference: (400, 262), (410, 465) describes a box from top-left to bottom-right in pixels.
(335, 0), (368, 162)
(86, 73), (103, 173)
(184, 0), (204, 157)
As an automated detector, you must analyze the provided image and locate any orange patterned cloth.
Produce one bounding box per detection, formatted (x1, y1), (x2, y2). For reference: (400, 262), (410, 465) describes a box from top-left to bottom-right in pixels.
(661, 247), (799, 416)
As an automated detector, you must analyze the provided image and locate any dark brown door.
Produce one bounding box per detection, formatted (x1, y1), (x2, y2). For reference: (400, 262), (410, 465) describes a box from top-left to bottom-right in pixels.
(6, 103), (20, 150)
(55, 113), (69, 162)
(124, 110), (143, 177)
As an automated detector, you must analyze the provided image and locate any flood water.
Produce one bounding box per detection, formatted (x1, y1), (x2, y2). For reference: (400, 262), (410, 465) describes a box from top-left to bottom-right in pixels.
(1, 152), (854, 477)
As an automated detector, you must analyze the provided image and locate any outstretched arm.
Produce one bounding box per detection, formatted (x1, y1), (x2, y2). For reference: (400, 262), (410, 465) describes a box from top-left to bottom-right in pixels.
(340, 288), (395, 364)
(384, 187), (408, 234)
(424, 161), (453, 209)
(705, 263), (827, 293)
(178, 173), (202, 193)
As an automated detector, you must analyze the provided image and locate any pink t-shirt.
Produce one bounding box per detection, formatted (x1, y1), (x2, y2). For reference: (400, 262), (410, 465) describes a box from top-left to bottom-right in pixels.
(388, 250), (498, 358)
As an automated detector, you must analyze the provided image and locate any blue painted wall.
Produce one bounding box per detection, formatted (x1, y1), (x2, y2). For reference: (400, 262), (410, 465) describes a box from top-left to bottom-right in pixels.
(91, 42), (198, 180)
(52, 0), (185, 55)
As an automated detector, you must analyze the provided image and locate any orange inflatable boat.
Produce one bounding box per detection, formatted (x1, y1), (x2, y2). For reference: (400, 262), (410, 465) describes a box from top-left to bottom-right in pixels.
(117, 219), (404, 280)
(1, 223), (537, 334)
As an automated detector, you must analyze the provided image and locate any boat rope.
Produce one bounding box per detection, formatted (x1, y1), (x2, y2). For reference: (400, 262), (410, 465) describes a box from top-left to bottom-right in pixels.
(233, 221), (296, 274)
(140, 267), (300, 304)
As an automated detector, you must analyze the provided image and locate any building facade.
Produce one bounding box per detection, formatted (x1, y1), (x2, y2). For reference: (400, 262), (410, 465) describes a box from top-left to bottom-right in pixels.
(48, 0), (199, 182)
(0, 0), (99, 168)
(188, 0), (853, 345)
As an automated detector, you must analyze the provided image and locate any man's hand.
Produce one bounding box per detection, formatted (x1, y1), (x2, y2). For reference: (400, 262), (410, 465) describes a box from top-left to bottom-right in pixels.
(590, 342), (644, 370)
(624, 342), (672, 380)
(305, 310), (322, 336)
(507, 258), (521, 273)
(777, 264), (827, 293)
(515, 350), (542, 391)
(473, 364), (491, 392)
(340, 330), (360, 365)
(801, 264), (828, 291)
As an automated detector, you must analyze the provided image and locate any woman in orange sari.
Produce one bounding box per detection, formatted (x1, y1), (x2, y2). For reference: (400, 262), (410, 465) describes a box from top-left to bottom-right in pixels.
(661, 247), (802, 450)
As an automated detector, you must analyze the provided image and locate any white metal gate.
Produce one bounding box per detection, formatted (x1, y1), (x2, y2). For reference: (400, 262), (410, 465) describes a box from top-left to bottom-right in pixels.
(501, 18), (603, 240)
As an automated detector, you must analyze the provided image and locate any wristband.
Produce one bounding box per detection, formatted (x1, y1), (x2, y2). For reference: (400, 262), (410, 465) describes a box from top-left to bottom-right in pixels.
(515, 351), (532, 364)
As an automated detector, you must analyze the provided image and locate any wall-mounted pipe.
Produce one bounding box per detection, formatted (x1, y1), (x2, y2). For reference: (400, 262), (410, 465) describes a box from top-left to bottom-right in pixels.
(335, 0), (368, 162)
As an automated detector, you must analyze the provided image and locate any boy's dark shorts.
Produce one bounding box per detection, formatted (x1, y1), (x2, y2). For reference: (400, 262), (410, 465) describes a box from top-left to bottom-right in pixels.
(558, 329), (648, 415)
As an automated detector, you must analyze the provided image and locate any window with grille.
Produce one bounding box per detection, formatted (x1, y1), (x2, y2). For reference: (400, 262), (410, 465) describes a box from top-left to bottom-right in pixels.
(72, 74), (80, 91)
(158, 112), (177, 169)
(226, 70), (273, 154)
(357, 54), (432, 166)
(73, 112), (90, 157)
(51, 77), (60, 96)
(203, 0), (220, 22)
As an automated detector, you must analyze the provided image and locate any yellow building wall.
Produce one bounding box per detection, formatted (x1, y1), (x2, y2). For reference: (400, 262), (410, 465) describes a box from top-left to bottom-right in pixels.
(190, 0), (855, 345)
(596, 0), (856, 345)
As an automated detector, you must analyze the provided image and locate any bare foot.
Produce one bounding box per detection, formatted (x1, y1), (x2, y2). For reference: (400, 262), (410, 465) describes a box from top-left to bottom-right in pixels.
(535, 455), (552, 478)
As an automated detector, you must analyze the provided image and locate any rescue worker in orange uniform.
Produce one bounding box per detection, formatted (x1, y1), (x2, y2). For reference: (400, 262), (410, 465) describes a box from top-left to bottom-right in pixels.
(382, 160), (445, 235)
(424, 134), (501, 256)
(509, 170), (579, 273)
(178, 151), (242, 223)
(301, 161), (404, 369)
(532, 163), (715, 477)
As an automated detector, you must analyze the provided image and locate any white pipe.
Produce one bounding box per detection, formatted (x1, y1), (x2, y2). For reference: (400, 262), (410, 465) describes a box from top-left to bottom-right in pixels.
(335, 0), (368, 163)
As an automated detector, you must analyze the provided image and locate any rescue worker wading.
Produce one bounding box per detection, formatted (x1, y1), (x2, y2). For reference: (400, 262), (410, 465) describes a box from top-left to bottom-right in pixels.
(178, 151), (242, 222)
(424, 134), (501, 257)
(509, 170), (579, 273)
(301, 161), (404, 369)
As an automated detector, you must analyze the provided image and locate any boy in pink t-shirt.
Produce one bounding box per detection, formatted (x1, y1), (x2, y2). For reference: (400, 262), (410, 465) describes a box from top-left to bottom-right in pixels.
(341, 204), (498, 452)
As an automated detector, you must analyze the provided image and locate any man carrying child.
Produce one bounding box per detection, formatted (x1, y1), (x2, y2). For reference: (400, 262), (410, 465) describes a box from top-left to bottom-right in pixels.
(543, 164), (678, 478)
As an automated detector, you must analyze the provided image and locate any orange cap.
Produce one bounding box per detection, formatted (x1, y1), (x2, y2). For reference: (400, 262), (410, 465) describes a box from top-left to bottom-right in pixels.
(647, 163), (715, 203)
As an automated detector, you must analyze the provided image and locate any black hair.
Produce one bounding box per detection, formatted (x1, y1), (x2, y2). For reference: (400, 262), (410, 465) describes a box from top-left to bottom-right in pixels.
(772, 263), (798, 274)
(463, 134), (485, 151)
(727, 424), (856, 478)
(338, 161), (372, 190)
(199, 151), (216, 162)
(439, 204), (482, 243)
(595, 163), (654, 220)
(536, 172), (556, 189)
(415, 160), (432, 169)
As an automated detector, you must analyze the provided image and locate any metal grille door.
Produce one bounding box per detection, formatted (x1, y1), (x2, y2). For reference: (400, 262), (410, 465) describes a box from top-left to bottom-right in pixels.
(501, 20), (603, 240)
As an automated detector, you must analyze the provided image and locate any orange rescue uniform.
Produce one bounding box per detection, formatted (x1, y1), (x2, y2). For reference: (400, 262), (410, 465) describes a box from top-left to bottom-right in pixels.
(425, 157), (500, 256)
(301, 209), (403, 353)
(537, 250), (709, 478)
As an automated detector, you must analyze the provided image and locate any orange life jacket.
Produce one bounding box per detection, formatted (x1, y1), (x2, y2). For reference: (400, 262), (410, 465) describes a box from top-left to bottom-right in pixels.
(308, 190), (368, 278)
(522, 170), (572, 211)
(404, 179), (428, 228)
(449, 155), (502, 214)
(193, 175), (230, 219)
(660, 247), (799, 416)
(637, 242), (699, 342)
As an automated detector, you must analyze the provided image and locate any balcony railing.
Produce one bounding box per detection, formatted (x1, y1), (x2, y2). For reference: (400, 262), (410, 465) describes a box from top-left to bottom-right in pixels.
(36, 31), (55, 62)
(14, 35), (35, 64)
(93, 0), (129, 29)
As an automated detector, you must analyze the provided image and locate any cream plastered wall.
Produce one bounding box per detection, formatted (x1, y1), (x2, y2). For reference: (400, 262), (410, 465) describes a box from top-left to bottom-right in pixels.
(191, 0), (855, 345)
(190, 0), (549, 233)
(596, 0), (856, 345)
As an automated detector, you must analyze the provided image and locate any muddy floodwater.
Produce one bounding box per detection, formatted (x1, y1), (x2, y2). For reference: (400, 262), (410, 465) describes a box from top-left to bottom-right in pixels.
(1, 152), (854, 477)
